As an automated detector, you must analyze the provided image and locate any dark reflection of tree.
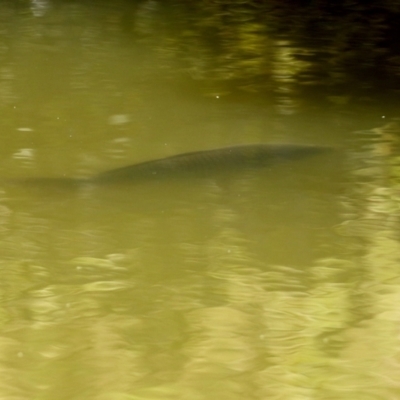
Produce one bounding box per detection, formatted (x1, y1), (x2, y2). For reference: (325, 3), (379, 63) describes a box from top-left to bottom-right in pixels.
(323, 121), (400, 399)
(1, 0), (399, 122)
(123, 0), (400, 100)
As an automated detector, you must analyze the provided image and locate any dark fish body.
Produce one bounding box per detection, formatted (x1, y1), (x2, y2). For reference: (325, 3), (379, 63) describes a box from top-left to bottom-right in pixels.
(7, 143), (333, 189)
(94, 143), (332, 183)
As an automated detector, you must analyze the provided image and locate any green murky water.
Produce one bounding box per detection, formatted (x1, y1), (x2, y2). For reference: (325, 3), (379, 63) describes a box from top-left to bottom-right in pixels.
(0, 1), (399, 399)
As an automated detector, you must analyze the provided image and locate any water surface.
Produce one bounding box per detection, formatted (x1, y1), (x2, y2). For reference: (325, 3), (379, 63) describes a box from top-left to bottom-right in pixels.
(0, 1), (399, 399)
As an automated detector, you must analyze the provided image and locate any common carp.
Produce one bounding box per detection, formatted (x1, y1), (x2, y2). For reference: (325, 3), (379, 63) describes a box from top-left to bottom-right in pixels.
(93, 143), (332, 183)
(10, 143), (333, 188)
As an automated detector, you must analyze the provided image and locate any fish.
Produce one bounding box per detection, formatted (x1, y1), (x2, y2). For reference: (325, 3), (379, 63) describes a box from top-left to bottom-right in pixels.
(93, 143), (333, 183)
(8, 143), (333, 188)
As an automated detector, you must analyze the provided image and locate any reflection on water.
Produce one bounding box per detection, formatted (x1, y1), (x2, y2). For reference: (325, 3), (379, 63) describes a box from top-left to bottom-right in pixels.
(0, 152), (398, 397)
(0, 155), (343, 399)
(0, 0), (399, 399)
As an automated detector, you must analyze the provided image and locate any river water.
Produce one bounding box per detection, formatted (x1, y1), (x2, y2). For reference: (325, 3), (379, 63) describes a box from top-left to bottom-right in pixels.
(0, 1), (399, 399)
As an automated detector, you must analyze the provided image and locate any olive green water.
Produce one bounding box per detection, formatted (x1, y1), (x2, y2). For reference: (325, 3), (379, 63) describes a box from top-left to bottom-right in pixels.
(0, 1), (400, 399)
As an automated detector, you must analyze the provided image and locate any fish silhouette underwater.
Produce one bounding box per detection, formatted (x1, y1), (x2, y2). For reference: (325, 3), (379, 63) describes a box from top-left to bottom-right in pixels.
(9, 143), (334, 189)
